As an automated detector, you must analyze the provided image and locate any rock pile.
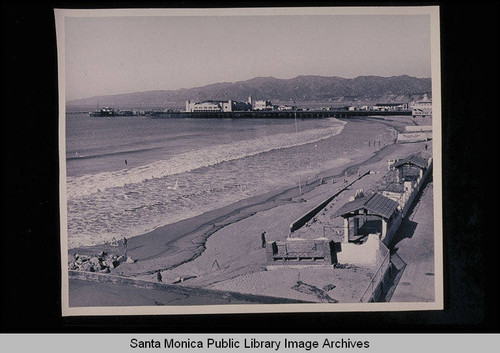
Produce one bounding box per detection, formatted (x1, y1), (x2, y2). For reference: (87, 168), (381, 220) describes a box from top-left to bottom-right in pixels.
(68, 251), (135, 273)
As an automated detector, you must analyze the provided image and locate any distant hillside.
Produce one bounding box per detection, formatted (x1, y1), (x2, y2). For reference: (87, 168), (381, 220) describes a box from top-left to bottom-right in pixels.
(67, 75), (432, 110)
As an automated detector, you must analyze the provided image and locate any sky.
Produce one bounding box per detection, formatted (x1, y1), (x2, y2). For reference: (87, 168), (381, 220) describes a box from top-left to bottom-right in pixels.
(64, 13), (431, 101)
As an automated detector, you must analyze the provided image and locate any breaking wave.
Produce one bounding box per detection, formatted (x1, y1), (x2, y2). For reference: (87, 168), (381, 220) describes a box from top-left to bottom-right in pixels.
(65, 119), (346, 200)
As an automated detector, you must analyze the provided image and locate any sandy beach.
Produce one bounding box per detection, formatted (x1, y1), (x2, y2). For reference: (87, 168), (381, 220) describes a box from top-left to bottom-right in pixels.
(68, 115), (434, 305)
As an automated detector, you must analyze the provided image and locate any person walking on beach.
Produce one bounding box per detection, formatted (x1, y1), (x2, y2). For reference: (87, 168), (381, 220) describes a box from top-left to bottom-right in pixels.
(123, 236), (128, 257)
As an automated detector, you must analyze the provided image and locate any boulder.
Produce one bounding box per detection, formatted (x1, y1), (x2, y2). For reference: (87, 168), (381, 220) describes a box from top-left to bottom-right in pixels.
(125, 257), (136, 264)
(89, 257), (100, 265)
(99, 268), (110, 274)
(80, 262), (92, 272)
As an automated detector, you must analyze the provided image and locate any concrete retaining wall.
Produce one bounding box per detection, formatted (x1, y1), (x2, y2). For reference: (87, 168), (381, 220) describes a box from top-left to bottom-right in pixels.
(357, 242), (392, 302)
(397, 132), (431, 143)
(382, 159), (432, 246)
(401, 160), (432, 218)
(382, 214), (403, 247)
(290, 171), (370, 233)
(337, 234), (388, 266)
(405, 125), (432, 132)
(68, 271), (309, 304)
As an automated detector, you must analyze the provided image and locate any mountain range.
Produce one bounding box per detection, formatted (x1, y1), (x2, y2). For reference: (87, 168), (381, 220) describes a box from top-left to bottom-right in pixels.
(67, 75), (432, 110)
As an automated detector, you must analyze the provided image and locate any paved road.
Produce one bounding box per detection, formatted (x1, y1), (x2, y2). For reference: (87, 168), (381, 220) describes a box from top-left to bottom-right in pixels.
(390, 181), (436, 302)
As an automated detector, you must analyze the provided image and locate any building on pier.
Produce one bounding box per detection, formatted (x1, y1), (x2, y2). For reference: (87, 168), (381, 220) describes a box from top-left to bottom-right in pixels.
(372, 102), (409, 111)
(411, 94), (432, 118)
(252, 99), (274, 111)
(277, 104), (295, 111)
(185, 99), (252, 112)
(185, 96), (281, 112)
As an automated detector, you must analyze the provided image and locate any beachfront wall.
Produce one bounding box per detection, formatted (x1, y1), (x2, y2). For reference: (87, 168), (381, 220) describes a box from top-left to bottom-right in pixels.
(288, 170), (371, 234)
(400, 159), (433, 218)
(382, 212), (402, 247)
(397, 132), (431, 143)
(390, 155), (433, 219)
(405, 125), (432, 132)
(379, 155), (432, 245)
(335, 235), (394, 302)
(358, 243), (393, 303)
(336, 234), (387, 266)
(266, 238), (336, 268)
(68, 271), (308, 305)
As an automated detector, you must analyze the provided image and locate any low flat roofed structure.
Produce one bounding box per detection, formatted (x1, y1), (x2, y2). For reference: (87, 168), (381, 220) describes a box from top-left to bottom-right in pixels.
(266, 238), (336, 267)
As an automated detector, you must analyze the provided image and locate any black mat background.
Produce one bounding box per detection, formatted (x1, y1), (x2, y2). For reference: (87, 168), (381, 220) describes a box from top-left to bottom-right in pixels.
(2, 0), (498, 333)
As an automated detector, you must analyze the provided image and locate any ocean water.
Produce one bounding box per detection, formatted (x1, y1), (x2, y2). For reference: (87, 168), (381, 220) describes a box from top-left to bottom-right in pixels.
(65, 114), (394, 248)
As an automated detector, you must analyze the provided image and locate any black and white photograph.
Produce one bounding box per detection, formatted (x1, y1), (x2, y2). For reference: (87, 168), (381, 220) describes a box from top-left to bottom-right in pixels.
(55, 6), (443, 315)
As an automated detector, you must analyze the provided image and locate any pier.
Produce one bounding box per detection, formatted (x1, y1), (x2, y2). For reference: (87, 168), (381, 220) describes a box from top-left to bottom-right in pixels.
(149, 110), (412, 119)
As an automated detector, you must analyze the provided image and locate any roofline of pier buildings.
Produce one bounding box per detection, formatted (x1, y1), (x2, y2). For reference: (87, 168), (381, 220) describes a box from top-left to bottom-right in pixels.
(185, 96), (296, 112)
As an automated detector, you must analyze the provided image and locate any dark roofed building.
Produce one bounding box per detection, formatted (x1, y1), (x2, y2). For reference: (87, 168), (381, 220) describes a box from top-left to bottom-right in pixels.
(391, 153), (431, 182)
(380, 180), (413, 209)
(392, 154), (429, 170)
(333, 193), (399, 220)
(333, 193), (400, 243)
(383, 182), (405, 194)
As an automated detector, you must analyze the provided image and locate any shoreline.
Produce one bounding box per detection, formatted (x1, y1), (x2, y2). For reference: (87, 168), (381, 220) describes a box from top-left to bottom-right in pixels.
(68, 116), (414, 278)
